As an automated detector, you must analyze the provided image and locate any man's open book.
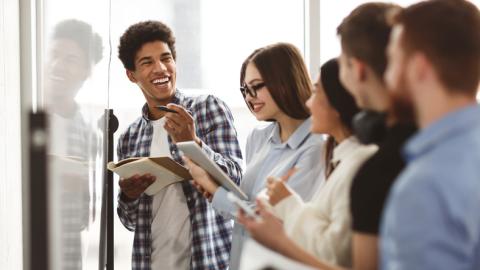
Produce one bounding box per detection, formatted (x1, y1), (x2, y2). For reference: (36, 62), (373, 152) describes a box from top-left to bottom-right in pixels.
(107, 157), (192, 196)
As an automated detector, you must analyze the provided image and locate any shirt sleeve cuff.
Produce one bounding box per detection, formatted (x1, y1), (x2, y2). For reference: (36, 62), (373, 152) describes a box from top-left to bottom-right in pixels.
(118, 193), (140, 212)
(212, 186), (237, 217)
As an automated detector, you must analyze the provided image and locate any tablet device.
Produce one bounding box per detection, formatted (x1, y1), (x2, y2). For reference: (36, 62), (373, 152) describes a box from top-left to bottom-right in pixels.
(176, 141), (248, 200)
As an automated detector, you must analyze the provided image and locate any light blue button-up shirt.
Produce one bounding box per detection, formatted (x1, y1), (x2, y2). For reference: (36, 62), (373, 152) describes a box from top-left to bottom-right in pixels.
(212, 117), (325, 270)
(381, 104), (480, 270)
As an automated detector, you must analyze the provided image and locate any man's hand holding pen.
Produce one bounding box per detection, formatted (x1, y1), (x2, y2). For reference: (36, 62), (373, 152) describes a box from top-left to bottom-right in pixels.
(161, 104), (202, 146)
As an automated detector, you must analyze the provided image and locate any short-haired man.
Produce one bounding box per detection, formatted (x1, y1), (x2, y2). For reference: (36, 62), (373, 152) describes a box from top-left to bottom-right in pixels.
(381, 0), (480, 268)
(336, 3), (417, 270)
(116, 21), (243, 270)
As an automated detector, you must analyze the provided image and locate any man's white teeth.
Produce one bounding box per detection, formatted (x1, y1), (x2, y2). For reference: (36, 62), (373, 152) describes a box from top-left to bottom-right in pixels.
(153, 77), (169, 84)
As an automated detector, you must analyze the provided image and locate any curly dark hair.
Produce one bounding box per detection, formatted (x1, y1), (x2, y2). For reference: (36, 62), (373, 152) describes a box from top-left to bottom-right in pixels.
(52, 19), (103, 65)
(118, 20), (176, 71)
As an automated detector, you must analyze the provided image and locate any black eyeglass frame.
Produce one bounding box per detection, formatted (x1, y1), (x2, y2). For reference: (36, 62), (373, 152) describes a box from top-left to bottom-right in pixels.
(239, 82), (266, 98)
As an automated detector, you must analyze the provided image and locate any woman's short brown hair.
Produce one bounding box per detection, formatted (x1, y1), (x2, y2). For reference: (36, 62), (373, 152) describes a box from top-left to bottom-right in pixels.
(240, 43), (312, 120)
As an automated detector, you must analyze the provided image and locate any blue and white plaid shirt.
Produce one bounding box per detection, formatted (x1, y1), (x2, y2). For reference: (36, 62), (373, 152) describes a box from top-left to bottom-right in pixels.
(117, 90), (243, 270)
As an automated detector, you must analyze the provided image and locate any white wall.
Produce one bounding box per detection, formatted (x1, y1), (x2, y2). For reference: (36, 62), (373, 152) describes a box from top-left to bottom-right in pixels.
(0, 0), (22, 269)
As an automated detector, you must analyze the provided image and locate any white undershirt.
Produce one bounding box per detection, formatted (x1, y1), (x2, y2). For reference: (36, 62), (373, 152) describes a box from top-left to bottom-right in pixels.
(150, 117), (191, 269)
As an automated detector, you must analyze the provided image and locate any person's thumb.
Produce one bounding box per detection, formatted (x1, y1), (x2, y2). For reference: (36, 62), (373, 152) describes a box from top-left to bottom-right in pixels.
(280, 167), (298, 182)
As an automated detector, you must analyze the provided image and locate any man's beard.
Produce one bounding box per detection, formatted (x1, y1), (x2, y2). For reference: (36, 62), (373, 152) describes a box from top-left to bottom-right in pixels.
(389, 72), (416, 125)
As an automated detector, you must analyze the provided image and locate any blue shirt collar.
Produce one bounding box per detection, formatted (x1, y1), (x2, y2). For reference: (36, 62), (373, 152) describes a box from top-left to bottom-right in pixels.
(404, 103), (480, 161)
(268, 117), (312, 149)
(141, 89), (185, 121)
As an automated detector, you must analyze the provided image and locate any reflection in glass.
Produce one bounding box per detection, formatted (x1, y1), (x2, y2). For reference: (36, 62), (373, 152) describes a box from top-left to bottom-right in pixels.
(42, 19), (104, 270)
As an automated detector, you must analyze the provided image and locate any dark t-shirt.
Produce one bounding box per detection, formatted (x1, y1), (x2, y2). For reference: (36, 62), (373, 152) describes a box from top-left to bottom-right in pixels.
(350, 123), (417, 234)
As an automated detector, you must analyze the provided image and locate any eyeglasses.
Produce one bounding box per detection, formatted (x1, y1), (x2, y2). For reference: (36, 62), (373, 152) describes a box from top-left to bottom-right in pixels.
(240, 82), (266, 98)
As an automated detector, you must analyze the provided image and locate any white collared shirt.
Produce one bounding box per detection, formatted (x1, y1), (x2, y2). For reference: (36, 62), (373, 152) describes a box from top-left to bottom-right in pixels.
(212, 117), (326, 270)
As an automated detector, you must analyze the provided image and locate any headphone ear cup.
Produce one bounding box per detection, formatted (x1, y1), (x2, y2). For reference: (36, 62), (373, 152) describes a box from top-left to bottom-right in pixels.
(352, 110), (387, 144)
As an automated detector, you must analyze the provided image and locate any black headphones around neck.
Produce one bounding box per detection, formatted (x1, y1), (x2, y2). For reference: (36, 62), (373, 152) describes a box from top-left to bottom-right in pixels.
(352, 110), (387, 145)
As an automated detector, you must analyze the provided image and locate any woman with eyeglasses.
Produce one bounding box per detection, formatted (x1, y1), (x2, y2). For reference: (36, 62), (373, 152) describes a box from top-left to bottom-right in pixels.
(183, 42), (325, 270)
(237, 59), (378, 269)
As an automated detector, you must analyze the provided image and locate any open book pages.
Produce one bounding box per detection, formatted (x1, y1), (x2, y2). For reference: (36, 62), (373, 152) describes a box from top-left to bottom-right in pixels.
(107, 157), (191, 196)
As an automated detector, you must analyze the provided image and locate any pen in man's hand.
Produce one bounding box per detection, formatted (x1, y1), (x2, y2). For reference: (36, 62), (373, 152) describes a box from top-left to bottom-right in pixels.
(156, 105), (178, 113)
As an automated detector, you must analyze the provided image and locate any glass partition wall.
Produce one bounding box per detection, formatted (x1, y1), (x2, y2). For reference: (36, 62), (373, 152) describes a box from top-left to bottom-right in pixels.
(21, 0), (111, 269)
(43, 5), (110, 270)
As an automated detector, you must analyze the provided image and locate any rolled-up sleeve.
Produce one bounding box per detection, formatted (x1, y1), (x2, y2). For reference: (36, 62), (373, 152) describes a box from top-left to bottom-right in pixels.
(117, 194), (140, 231)
(195, 95), (243, 185)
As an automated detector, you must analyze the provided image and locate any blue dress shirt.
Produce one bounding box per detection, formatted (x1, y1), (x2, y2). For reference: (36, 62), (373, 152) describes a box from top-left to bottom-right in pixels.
(212, 117), (325, 270)
(381, 104), (480, 270)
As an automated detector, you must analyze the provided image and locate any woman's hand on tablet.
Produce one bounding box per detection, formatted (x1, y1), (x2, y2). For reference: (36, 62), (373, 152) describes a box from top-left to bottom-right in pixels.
(183, 156), (219, 201)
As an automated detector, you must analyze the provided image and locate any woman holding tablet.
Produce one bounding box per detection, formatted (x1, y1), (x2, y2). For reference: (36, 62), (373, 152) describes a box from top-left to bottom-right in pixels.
(238, 59), (377, 269)
(183, 42), (324, 270)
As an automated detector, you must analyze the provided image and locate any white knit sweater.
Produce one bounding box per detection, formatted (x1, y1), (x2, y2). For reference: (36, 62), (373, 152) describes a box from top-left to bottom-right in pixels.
(273, 137), (377, 267)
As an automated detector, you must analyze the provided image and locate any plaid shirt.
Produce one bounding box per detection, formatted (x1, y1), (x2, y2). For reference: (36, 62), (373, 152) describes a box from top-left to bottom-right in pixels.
(117, 90), (243, 270)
